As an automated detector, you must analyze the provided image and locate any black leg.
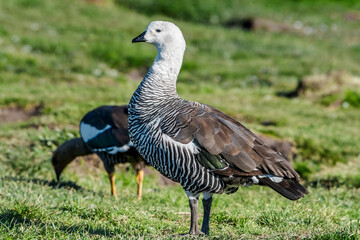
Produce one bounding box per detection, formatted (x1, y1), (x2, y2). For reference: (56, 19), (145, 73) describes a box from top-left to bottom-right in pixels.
(188, 198), (202, 235)
(201, 196), (213, 235)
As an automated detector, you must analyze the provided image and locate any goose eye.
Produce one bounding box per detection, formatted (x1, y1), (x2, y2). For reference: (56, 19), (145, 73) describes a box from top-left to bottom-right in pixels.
(156, 29), (161, 33)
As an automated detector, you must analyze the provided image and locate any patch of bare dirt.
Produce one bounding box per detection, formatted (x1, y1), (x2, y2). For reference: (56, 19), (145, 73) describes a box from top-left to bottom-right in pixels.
(277, 71), (360, 101)
(126, 68), (147, 81)
(257, 133), (294, 161)
(345, 11), (360, 21)
(68, 154), (104, 177)
(225, 17), (295, 33)
(0, 104), (43, 123)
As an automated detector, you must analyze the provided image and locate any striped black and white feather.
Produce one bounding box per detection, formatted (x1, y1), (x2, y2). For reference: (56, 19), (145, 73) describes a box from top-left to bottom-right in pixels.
(129, 21), (306, 199)
(129, 21), (307, 234)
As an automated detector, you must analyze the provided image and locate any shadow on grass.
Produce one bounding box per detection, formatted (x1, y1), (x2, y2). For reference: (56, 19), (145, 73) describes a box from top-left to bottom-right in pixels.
(1, 177), (109, 198)
(58, 224), (115, 237)
(0, 209), (116, 237)
(308, 176), (360, 189)
(2, 176), (83, 191)
(276, 89), (299, 98)
(0, 209), (34, 229)
(304, 229), (359, 240)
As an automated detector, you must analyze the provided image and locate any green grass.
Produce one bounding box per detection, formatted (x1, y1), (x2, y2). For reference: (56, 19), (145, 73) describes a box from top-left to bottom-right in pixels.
(0, 0), (359, 238)
(1, 168), (359, 239)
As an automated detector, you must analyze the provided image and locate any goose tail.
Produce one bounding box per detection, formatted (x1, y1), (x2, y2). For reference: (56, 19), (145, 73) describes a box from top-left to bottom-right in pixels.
(255, 175), (308, 200)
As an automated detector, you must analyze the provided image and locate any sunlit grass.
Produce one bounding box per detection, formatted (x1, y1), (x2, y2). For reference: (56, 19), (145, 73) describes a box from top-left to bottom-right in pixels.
(0, 0), (359, 238)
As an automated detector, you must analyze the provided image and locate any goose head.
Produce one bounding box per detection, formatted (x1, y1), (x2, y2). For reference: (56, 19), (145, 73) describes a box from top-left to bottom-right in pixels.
(132, 21), (186, 55)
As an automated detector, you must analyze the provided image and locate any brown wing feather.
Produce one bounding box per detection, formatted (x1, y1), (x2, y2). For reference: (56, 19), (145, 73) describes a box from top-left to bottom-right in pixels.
(169, 102), (300, 180)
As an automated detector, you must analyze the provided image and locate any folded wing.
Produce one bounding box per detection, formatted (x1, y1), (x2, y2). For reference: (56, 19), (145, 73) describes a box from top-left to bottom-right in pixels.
(166, 101), (300, 181)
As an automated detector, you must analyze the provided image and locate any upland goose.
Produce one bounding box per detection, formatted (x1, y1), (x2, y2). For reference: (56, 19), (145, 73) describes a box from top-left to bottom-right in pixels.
(129, 21), (307, 235)
(52, 105), (146, 200)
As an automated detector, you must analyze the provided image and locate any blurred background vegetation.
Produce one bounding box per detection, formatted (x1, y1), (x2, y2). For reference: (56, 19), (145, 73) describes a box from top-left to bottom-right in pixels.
(0, 0), (359, 238)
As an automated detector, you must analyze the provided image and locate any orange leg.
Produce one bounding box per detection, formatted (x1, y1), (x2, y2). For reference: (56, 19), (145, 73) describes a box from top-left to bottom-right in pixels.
(108, 172), (118, 199)
(136, 170), (144, 200)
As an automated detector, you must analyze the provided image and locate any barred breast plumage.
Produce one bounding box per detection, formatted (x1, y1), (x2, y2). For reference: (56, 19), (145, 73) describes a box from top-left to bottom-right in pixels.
(129, 21), (307, 235)
(129, 98), (224, 195)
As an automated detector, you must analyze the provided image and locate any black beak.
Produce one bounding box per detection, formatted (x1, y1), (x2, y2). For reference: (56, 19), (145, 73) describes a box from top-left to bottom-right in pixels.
(132, 31), (147, 43)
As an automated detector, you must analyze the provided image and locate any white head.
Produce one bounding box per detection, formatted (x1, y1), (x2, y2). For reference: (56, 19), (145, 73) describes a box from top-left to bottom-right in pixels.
(132, 21), (186, 56)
